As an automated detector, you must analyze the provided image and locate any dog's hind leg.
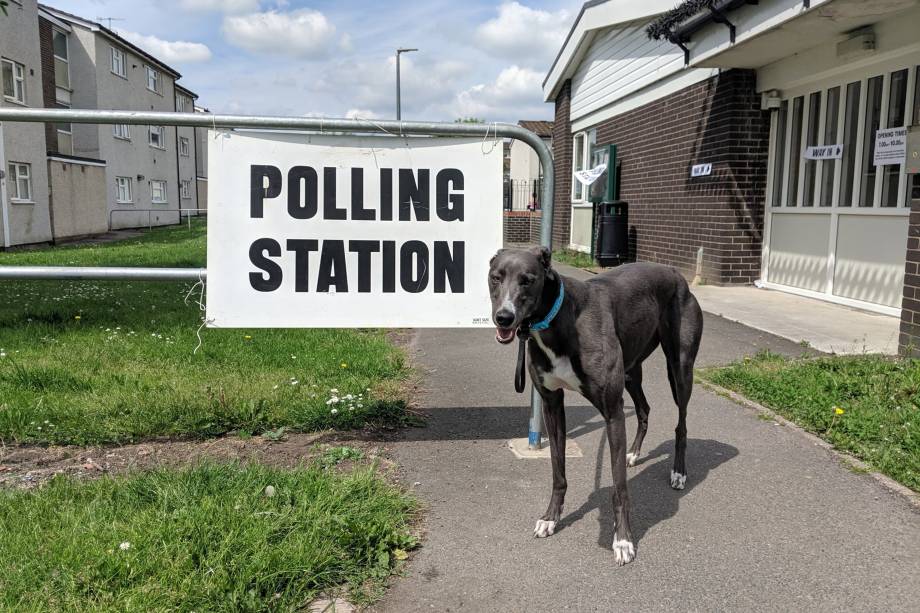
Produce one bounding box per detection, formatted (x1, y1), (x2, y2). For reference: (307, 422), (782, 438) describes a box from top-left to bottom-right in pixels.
(534, 386), (566, 538)
(625, 364), (650, 467)
(661, 291), (703, 491)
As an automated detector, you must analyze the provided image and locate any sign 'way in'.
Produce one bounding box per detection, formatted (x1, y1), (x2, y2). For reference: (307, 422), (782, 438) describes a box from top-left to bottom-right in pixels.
(206, 131), (502, 328)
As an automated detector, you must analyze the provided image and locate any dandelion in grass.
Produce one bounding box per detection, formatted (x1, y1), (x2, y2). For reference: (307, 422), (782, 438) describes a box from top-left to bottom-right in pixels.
(341, 362), (348, 368)
(244, 335), (252, 340)
(74, 315), (81, 320)
(834, 407), (845, 415)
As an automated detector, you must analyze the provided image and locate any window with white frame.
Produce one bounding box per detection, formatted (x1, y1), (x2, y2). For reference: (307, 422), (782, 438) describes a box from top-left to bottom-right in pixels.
(2, 58), (26, 104)
(181, 179), (191, 199)
(179, 136), (190, 156)
(176, 93), (189, 112)
(113, 123), (131, 140)
(148, 125), (166, 149)
(111, 47), (126, 78)
(769, 64), (918, 210)
(52, 28), (70, 104)
(150, 180), (167, 204)
(145, 65), (160, 93)
(7, 163), (32, 202)
(115, 176), (133, 203)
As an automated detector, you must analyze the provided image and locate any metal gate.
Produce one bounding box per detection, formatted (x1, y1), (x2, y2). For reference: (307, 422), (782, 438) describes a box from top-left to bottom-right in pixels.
(0, 107), (555, 449)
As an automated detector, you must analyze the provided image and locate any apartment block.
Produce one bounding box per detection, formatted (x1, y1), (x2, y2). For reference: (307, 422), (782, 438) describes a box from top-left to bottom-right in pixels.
(1, 0), (52, 247)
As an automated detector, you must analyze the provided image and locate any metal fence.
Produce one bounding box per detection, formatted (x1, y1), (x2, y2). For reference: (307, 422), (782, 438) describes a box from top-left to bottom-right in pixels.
(108, 208), (208, 231)
(0, 107), (555, 449)
(504, 178), (543, 211)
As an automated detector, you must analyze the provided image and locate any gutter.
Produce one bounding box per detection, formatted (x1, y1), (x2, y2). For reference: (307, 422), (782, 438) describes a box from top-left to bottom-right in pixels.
(0, 122), (11, 248)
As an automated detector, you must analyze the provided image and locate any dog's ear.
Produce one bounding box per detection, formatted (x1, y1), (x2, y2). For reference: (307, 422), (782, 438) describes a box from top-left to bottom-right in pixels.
(489, 248), (507, 267)
(528, 245), (552, 270)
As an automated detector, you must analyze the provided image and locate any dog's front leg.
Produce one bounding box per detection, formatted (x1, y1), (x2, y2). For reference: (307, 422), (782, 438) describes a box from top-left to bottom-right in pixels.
(604, 394), (636, 566)
(534, 385), (566, 538)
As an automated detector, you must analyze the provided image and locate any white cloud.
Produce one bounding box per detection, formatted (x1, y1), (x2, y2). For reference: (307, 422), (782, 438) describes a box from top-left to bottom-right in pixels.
(222, 9), (344, 58)
(344, 108), (380, 120)
(451, 65), (548, 120)
(118, 30), (212, 64)
(475, 2), (570, 68)
(179, 0), (261, 13)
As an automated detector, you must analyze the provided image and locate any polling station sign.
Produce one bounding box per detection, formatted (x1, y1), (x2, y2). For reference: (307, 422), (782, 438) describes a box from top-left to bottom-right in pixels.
(206, 131), (502, 327)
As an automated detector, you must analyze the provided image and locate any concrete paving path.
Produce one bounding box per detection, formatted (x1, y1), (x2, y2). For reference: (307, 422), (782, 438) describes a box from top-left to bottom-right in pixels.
(692, 284), (900, 355)
(376, 265), (919, 612)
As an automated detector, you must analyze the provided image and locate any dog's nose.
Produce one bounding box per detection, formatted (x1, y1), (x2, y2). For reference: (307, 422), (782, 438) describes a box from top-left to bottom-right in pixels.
(495, 309), (515, 327)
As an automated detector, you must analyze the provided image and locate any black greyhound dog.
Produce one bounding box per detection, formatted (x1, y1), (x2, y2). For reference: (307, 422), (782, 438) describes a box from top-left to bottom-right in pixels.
(488, 246), (703, 565)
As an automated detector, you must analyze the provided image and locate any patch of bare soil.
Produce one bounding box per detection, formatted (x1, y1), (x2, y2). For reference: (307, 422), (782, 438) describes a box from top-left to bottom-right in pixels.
(0, 431), (399, 490)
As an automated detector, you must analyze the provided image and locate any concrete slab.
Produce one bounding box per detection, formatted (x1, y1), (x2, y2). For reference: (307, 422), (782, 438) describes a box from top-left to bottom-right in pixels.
(691, 284), (900, 354)
(508, 437), (583, 459)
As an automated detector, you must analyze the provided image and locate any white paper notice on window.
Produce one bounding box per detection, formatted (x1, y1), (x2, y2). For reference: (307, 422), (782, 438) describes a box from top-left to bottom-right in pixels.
(804, 144), (843, 160)
(574, 163), (607, 186)
(874, 127), (907, 166)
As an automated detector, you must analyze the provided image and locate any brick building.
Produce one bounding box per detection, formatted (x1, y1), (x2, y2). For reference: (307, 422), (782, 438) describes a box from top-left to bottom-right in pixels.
(544, 0), (920, 353)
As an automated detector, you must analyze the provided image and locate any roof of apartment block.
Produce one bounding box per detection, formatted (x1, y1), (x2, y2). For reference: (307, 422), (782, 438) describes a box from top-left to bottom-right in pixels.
(517, 120), (554, 138)
(39, 4), (182, 78)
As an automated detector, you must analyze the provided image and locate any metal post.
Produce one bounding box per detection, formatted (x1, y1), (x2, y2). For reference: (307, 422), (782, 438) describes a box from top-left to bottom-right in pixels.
(395, 48), (417, 121)
(0, 122), (10, 248)
(0, 107), (555, 447)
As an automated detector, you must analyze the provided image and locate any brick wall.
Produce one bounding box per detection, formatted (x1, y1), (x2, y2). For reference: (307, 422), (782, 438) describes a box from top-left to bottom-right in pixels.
(899, 196), (920, 354)
(551, 80), (573, 249)
(503, 210), (542, 245)
(551, 69), (770, 284)
(38, 17), (57, 154)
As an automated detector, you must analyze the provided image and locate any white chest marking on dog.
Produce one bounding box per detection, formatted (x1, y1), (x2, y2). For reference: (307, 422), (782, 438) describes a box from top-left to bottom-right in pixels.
(612, 538), (635, 566)
(531, 332), (582, 393)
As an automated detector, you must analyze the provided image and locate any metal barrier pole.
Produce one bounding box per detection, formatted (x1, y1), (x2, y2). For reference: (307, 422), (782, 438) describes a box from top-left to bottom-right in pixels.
(0, 108), (554, 449)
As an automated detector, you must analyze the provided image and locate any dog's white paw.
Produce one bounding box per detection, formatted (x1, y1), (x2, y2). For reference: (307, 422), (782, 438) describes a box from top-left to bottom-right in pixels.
(533, 519), (556, 538)
(612, 538), (636, 566)
(670, 470), (687, 490)
(625, 452), (639, 467)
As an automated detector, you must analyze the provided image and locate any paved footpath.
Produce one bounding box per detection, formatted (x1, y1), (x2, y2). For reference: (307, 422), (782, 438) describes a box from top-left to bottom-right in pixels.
(376, 264), (920, 613)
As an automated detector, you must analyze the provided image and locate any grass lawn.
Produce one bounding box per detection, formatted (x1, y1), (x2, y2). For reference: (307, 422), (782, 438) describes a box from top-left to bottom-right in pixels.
(700, 352), (920, 492)
(0, 220), (412, 445)
(552, 248), (597, 270)
(0, 462), (417, 610)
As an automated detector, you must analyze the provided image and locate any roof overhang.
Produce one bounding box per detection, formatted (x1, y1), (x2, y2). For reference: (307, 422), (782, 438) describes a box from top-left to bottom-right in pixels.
(656, 0), (919, 70)
(542, 0), (677, 102)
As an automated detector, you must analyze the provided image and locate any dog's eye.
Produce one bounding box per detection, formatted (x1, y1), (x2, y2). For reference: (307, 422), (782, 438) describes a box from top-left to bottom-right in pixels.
(490, 274), (501, 284)
(519, 275), (533, 286)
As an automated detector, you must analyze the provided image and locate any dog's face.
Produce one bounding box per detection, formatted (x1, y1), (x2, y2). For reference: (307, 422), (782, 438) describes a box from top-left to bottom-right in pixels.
(488, 246), (552, 344)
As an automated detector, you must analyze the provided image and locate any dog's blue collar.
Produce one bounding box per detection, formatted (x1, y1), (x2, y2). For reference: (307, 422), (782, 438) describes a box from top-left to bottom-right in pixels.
(530, 279), (564, 332)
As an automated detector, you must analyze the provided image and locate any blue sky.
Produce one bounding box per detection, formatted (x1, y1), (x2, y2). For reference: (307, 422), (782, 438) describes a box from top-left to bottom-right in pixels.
(48, 0), (581, 121)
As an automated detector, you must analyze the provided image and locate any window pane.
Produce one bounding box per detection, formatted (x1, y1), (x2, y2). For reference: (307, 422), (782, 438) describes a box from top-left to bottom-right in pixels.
(57, 131), (73, 155)
(2, 62), (13, 98)
(53, 31), (68, 60)
(881, 69), (908, 207)
(860, 76), (883, 206)
(771, 101), (787, 207)
(573, 134), (584, 200)
(802, 91), (822, 207)
(786, 96), (804, 206)
(839, 82), (861, 206)
(913, 67), (920, 201)
(819, 87), (840, 206)
(54, 57), (69, 89)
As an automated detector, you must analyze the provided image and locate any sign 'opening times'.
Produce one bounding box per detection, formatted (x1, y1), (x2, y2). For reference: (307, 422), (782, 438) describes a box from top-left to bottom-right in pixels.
(206, 132), (502, 328)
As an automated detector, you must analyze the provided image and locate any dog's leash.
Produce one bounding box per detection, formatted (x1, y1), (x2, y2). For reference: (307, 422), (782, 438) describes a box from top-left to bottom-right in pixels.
(514, 325), (530, 393)
(512, 280), (565, 394)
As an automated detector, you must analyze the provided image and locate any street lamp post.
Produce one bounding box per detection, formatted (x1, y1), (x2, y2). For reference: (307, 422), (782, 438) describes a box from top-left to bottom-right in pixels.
(395, 47), (417, 120)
